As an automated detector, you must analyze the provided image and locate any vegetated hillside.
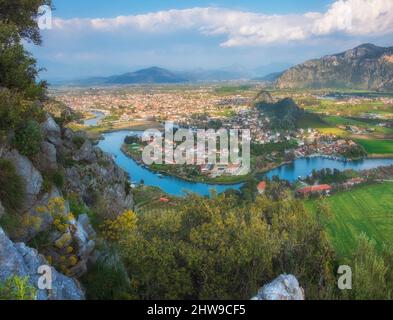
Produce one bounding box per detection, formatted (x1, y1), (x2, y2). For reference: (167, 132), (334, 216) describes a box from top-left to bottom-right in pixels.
(255, 92), (304, 129)
(276, 43), (393, 90)
(106, 67), (188, 84)
(74, 67), (188, 86)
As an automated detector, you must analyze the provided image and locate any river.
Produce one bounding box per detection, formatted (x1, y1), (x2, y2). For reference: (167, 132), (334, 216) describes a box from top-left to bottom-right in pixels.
(97, 130), (393, 197)
(84, 111), (105, 127)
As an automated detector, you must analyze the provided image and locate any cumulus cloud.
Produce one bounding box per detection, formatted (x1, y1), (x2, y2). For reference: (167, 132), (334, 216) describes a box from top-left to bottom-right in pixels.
(51, 0), (393, 47)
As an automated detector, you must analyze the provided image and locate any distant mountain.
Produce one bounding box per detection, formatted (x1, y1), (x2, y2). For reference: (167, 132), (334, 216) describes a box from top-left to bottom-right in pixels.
(68, 67), (188, 86)
(177, 68), (249, 82)
(276, 44), (393, 90)
(253, 72), (284, 82)
(106, 67), (187, 84)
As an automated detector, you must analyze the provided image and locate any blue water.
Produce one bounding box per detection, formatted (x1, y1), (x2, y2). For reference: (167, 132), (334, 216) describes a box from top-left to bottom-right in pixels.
(265, 156), (393, 182)
(98, 130), (393, 197)
(97, 131), (243, 197)
(84, 111), (105, 127)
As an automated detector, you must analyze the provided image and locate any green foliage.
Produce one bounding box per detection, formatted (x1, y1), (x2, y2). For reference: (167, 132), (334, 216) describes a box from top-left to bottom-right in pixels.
(305, 168), (358, 185)
(0, 89), (45, 130)
(0, 0), (52, 45)
(42, 170), (64, 193)
(13, 119), (43, 157)
(356, 139), (393, 155)
(340, 235), (392, 300)
(256, 98), (304, 130)
(81, 252), (132, 300)
(307, 182), (393, 257)
(104, 193), (335, 300)
(72, 136), (86, 149)
(251, 140), (298, 157)
(0, 159), (25, 212)
(0, 276), (37, 300)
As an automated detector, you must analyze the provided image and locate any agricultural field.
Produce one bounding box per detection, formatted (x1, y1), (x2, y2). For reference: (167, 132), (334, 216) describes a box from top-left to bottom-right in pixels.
(307, 182), (393, 258)
(355, 139), (393, 155)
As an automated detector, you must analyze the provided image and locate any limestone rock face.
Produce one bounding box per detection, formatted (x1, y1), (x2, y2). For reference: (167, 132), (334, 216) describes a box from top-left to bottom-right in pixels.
(0, 227), (85, 300)
(40, 115), (61, 146)
(32, 141), (58, 172)
(252, 274), (305, 300)
(276, 43), (393, 90)
(56, 125), (134, 217)
(3, 149), (43, 207)
(72, 140), (97, 163)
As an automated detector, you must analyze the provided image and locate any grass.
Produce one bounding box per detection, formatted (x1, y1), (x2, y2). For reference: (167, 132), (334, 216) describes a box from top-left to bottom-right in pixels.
(296, 112), (348, 136)
(307, 182), (393, 258)
(355, 139), (393, 155)
(133, 186), (178, 213)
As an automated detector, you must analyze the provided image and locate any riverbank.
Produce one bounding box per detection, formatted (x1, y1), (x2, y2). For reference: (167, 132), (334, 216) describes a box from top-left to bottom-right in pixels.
(120, 144), (252, 185)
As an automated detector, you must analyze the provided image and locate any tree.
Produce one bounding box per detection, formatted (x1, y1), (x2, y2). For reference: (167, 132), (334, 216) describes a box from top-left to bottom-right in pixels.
(341, 234), (392, 300)
(103, 193), (336, 300)
(0, 0), (51, 98)
(0, 0), (52, 45)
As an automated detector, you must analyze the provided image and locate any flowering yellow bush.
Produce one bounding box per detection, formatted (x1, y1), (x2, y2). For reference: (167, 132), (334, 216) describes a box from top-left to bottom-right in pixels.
(102, 210), (138, 242)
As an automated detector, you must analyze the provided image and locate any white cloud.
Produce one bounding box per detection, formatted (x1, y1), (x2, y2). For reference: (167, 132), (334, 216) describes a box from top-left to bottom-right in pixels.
(52, 0), (393, 47)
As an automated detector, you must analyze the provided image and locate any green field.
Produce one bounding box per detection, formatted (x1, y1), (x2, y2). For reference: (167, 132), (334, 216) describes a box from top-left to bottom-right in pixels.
(307, 182), (393, 258)
(356, 139), (393, 155)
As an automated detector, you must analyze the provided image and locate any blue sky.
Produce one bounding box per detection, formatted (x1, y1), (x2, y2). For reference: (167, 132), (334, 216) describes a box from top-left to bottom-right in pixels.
(53, 0), (334, 18)
(30, 0), (393, 81)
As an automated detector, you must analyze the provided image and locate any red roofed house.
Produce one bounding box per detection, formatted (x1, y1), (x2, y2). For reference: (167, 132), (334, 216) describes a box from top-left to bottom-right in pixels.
(257, 181), (267, 194)
(297, 184), (332, 196)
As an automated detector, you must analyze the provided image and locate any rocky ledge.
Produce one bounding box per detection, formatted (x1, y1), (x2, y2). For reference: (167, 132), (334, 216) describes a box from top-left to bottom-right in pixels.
(0, 227), (84, 300)
(252, 274), (305, 300)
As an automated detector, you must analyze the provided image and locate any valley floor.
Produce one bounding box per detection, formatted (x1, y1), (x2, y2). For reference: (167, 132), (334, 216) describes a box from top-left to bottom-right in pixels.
(307, 182), (393, 258)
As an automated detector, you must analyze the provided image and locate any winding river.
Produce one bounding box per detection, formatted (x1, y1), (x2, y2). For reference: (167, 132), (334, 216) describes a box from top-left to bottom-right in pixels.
(84, 111), (105, 127)
(97, 130), (393, 197)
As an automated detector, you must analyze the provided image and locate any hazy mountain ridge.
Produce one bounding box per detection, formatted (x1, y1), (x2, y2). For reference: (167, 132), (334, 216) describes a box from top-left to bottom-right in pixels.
(276, 44), (393, 90)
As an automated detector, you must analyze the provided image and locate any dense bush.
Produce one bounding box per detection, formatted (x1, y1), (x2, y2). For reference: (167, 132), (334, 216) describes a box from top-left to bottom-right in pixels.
(103, 194), (335, 300)
(0, 159), (25, 212)
(340, 235), (393, 300)
(72, 136), (85, 149)
(81, 254), (131, 300)
(0, 276), (36, 300)
(12, 119), (42, 157)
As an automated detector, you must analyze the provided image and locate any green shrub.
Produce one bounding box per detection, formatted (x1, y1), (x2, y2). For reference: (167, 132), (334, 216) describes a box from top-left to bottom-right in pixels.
(0, 159), (25, 212)
(0, 276), (37, 300)
(81, 256), (131, 300)
(52, 171), (64, 189)
(72, 136), (85, 149)
(13, 119), (43, 157)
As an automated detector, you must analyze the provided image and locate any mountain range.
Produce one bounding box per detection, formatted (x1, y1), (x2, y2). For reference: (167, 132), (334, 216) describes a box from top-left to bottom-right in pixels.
(276, 43), (393, 90)
(56, 44), (393, 89)
(57, 64), (289, 86)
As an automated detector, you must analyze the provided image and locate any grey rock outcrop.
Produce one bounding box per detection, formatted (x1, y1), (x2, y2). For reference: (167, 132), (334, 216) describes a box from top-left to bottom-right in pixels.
(3, 149), (43, 208)
(252, 274), (305, 300)
(40, 115), (61, 146)
(32, 141), (58, 172)
(277, 43), (393, 90)
(63, 134), (133, 218)
(0, 227), (85, 300)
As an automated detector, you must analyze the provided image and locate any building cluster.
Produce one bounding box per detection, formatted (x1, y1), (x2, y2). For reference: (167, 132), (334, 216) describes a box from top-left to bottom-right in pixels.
(52, 87), (253, 124)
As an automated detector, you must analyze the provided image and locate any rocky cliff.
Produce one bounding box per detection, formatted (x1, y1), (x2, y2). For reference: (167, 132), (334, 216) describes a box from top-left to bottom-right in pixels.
(276, 43), (393, 90)
(0, 227), (84, 300)
(0, 114), (134, 299)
